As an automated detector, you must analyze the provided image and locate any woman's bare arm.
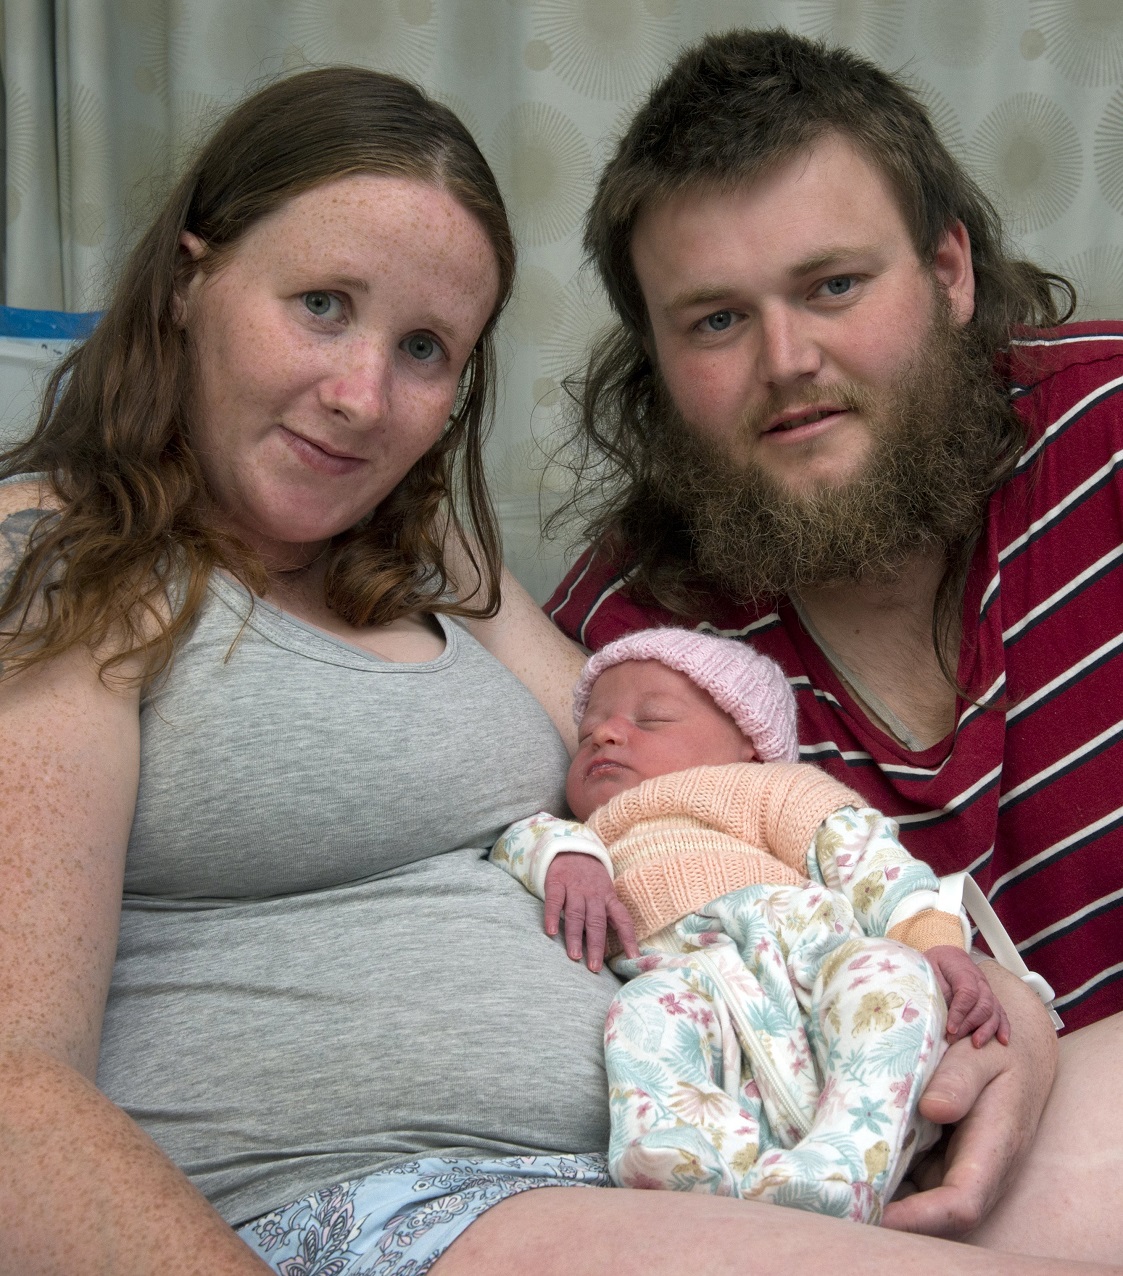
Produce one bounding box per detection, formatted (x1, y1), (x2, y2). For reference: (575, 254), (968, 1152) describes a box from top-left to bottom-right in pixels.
(445, 532), (585, 753)
(0, 490), (272, 1275)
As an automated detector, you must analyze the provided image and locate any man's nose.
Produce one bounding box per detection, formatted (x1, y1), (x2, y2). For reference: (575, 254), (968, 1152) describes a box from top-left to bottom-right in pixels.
(318, 340), (390, 425)
(755, 305), (821, 386)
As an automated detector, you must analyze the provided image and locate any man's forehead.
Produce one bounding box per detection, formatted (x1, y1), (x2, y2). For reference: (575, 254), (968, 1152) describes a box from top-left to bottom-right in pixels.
(632, 134), (900, 244)
(629, 137), (911, 306)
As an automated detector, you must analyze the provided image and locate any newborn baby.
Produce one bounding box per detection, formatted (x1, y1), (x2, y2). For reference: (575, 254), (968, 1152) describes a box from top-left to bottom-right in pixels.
(491, 627), (1005, 1224)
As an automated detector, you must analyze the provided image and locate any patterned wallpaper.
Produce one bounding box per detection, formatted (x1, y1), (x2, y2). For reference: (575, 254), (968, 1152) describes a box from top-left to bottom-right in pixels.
(5, 0), (1123, 596)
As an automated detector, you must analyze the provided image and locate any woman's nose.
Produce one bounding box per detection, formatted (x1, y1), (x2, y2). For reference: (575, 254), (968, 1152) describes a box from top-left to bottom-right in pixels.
(318, 341), (390, 425)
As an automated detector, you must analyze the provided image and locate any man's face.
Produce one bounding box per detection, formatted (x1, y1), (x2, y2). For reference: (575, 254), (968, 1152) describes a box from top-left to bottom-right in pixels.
(629, 134), (976, 501)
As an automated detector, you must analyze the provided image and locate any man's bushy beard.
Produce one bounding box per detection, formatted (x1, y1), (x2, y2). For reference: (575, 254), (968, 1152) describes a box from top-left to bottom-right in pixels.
(648, 301), (1016, 601)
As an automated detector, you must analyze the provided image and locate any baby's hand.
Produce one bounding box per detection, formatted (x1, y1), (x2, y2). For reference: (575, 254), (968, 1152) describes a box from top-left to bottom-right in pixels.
(925, 944), (1010, 1047)
(544, 853), (640, 972)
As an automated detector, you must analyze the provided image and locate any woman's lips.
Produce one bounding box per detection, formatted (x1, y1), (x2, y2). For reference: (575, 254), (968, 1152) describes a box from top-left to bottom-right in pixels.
(279, 425), (365, 475)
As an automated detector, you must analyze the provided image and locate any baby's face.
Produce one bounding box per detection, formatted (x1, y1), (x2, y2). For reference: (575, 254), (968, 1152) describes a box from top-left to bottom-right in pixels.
(566, 660), (757, 821)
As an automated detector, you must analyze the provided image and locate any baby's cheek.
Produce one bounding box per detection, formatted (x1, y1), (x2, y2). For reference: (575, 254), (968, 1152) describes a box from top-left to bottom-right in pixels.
(565, 758), (593, 821)
(567, 768), (633, 822)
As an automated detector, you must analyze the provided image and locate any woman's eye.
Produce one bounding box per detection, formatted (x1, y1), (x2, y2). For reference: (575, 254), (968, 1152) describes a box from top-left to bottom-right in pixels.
(822, 276), (854, 297)
(403, 333), (443, 363)
(702, 310), (734, 332)
(303, 292), (341, 319)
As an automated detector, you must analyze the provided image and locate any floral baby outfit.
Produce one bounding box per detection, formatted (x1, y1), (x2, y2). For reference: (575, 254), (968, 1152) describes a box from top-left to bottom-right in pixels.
(491, 761), (967, 1224)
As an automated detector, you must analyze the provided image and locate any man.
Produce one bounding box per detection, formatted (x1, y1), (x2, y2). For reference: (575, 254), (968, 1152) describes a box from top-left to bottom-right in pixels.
(549, 28), (1123, 1035)
(547, 30), (1123, 1251)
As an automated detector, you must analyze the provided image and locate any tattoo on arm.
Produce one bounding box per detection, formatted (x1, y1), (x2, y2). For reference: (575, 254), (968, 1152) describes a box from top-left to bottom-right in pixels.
(1, 507), (47, 595)
(0, 508), (52, 673)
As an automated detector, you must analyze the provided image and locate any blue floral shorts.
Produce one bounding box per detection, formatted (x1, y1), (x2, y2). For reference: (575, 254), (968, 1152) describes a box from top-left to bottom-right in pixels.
(237, 1153), (611, 1276)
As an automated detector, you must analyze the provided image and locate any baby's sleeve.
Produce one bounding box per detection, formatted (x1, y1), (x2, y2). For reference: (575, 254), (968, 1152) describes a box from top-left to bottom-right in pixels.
(490, 813), (614, 901)
(808, 806), (968, 950)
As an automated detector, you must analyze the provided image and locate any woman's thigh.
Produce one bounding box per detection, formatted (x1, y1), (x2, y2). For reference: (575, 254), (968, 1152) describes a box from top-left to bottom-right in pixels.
(431, 1182), (1099, 1276)
(966, 1009), (1123, 1263)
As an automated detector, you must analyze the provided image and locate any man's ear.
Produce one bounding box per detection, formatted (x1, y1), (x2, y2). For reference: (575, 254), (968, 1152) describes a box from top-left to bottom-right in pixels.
(173, 231), (208, 327)
(933, 219), (975, 326)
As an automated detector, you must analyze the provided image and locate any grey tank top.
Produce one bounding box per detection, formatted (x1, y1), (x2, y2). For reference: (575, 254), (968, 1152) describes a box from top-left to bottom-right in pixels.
(96, 574), (619, 1226)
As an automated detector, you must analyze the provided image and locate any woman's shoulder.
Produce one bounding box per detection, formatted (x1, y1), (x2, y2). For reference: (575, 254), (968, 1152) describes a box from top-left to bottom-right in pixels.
(0, 474), (58, 518)
(0, 478), (59, 575)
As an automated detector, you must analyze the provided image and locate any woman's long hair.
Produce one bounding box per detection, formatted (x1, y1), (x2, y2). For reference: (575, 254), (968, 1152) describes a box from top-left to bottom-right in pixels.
(0, 67), (515, 682)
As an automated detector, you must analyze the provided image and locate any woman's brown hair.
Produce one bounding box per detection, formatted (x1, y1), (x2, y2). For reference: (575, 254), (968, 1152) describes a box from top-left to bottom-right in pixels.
(0, 66), (515, 681)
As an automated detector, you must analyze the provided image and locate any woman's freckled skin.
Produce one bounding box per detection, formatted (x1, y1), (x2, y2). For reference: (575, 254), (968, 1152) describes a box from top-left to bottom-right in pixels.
(182, 174), (501, 571)
(1, 664), (140, 1072)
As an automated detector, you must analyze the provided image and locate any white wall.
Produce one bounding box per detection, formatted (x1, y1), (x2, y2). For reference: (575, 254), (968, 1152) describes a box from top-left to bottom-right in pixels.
(0, 336), (73, 453)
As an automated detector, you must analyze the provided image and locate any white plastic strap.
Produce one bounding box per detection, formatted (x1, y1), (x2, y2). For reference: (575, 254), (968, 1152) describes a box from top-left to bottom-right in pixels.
(940, 871), (1064, 1030)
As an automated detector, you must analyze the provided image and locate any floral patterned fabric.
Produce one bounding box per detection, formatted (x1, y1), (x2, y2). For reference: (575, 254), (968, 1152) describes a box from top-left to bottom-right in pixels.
(237, 1154), (611, 1276)
(490, 788), (961, 1224)
(606, 885), (946, 1224)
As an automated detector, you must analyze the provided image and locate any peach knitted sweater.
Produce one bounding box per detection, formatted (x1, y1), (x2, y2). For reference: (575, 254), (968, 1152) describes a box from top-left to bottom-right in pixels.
(587, 762), (962, 951)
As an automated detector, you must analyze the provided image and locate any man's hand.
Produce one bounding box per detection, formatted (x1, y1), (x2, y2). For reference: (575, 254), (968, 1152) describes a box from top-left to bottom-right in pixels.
(881, 960), (1058, 1238)
(544, 853), (640, 972)
(926, 945), (1010, 1046)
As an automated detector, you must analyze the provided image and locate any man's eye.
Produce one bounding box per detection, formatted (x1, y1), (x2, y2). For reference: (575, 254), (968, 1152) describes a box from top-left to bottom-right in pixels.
(703, 310), (734, 332)
(303, 292), (341, 318)
(403, 333), (443, 362)
(823, 276), (854, 296)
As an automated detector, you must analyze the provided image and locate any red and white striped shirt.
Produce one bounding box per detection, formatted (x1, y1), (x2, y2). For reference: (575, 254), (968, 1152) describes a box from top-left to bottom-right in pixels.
(547, 322), (1123, 1033)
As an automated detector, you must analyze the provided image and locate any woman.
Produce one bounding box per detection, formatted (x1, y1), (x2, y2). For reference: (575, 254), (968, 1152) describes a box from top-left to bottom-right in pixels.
(0, 67), (1113, 1276)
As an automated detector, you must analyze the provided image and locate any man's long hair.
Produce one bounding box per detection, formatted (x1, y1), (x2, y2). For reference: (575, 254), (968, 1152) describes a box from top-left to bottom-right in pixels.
(555, 29), (1075, 682)
(1, 67), (515, 683)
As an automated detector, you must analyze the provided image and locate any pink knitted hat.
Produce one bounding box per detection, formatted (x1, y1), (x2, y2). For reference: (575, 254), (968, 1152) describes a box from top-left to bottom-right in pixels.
(572, 627), (798, 763)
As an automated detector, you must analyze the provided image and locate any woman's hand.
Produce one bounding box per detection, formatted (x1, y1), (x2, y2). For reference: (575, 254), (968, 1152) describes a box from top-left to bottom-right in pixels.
(544, 853), (639, 972)
(880, 960), (1058, 1238)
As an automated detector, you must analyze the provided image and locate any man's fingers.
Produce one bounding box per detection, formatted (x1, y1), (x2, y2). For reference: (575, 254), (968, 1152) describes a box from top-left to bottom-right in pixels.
(916, 1037), (1002, 1125)
(890, 965), (1055, 1239)
(882, 1113), (993, 1236)
(881, 1183), (983, 1237)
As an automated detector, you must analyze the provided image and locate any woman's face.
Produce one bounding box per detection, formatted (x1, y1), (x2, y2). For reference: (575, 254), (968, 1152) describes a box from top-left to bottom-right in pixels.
(180, 174), (501, 567)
